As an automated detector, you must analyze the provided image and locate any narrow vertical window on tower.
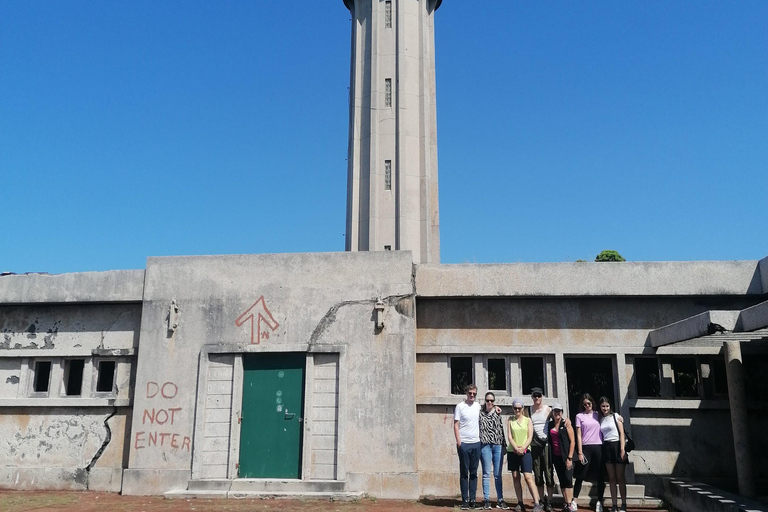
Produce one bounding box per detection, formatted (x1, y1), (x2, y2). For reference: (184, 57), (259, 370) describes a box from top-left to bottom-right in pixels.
(385, 1), (392, 28)
(384, 160), (392, 190)
(385, 78), (392, 107)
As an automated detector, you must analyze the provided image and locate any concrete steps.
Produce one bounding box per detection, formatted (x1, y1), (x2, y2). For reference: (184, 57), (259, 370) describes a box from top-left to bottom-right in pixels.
(165, 479), (363, 500)
(543, 483), (663, 509)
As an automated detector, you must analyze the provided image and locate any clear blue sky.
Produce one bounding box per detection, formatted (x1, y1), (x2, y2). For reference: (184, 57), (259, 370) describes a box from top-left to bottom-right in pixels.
(2, 1), (766, 274)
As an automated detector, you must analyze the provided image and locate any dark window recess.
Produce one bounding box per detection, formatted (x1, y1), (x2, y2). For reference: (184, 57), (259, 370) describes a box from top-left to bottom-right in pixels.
(635, 357), (661, 397)
(451, 356), (473, 395)
(673, 358), (699, 398)
(33, 361), (52, 393)
(96, 361), (116, 393)
(64, 359), (85, 396)
(488, 358), (507, 391)
(744, 355), (768, 402)
(521, 356), (545, 395)
(711, 358), (728, 396)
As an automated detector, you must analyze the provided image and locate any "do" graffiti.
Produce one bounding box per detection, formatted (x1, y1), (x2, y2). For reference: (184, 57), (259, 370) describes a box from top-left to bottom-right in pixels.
(146, 381), (178, 399)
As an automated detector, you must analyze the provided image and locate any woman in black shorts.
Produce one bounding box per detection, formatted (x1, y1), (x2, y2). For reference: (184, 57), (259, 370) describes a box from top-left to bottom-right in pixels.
(598, 397), (627, 512)
(546, 403), (575, 512)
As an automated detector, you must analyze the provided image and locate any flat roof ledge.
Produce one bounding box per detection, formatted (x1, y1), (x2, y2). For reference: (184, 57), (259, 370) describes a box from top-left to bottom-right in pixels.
(415, 260), (764, 298)
(0, 269), (145, 304)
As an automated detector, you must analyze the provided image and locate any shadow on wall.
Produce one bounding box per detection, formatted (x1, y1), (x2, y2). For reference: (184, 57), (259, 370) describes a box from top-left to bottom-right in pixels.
(416, 297), (764, 331)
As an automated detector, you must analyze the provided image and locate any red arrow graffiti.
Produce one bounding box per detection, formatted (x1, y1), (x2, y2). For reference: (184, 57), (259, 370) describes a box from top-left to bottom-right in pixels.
(235, 296), (279, 344)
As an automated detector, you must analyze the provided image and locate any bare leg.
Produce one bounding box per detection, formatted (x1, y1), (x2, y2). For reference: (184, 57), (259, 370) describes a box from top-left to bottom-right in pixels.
(604, 464), (617, 509)
(524, 473), (540, 505)
(513, 472), (524, 508)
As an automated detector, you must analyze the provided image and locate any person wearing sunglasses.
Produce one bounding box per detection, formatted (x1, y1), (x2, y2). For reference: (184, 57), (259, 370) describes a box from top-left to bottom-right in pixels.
(507, 398), (542, 512)
(455, 384), (482, 510)
(573, 393), (605, 512)
(480, 392), (509, 510)
(546, 403), (575, 512)
(529, 387), (555, 512)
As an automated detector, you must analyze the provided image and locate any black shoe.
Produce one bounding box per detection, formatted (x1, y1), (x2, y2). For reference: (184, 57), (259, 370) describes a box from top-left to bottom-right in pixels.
(497, 501), (510, 510)
(484, 500), (492, 510)
(470, 501), (477, 510)
(461, 502), (470, 510)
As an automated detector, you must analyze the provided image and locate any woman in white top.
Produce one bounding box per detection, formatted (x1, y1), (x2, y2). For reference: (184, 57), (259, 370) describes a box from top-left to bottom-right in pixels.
(598, 397), (627, 512)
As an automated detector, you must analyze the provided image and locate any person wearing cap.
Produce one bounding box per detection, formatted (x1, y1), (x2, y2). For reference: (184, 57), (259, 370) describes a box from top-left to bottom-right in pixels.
(547, 403), (576, 512)
(455, 384), (482, 510)
(507, 397), (542, 512)
(529, 387), (555, 512)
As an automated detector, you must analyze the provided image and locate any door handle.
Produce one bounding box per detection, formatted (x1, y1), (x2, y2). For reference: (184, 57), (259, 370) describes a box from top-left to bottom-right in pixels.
(284, 408), (295, 420)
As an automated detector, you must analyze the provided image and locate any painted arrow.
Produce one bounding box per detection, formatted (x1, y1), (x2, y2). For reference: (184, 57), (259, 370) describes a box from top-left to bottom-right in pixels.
(235, 296), (279, 344)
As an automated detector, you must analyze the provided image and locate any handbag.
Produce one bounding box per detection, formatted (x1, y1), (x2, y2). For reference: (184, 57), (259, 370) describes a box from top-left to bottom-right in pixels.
(613, 413), (635, 453)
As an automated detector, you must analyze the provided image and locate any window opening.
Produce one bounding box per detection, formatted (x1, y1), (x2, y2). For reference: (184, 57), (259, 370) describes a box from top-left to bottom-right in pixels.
(450, 356), (473, 395)
(744, 355), (768, 401)
(96, 360), (116, 393)
(385, 1), (392, 28)
(64, 359), (85, 396)
(520, 356), (545, 395)
(635, 357), (661, 397)
(487, 358), (507, 391)
(384, 245), (391, 251)
(33, 361), (52, 393)
(672, 357), (699, 398)
(385, 160), (392, 190)
(709, 358), (728, 396)
(385, 78), (392, 107)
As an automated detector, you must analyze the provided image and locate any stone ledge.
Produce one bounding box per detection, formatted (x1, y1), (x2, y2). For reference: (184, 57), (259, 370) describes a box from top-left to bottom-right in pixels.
(0, 269), (145, 304)
(415, 260), (763, 298)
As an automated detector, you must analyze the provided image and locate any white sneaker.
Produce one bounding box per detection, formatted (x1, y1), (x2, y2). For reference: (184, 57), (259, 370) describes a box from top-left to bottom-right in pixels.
(595, 503), (602, 512)
(570, 500), (578, 512)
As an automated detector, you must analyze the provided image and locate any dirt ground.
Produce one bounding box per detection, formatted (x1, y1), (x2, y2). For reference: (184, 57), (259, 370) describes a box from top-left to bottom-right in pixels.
(0, 491), (456, 512)
(0, 492), (667, 512)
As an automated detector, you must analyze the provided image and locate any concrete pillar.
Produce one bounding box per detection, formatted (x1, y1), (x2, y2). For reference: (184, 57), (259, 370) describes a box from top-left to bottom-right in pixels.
(723, 340), (756, 498)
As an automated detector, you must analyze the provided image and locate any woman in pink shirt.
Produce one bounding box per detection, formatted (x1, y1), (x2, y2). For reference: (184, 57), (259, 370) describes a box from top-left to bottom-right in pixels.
(573, 394), (605, 512)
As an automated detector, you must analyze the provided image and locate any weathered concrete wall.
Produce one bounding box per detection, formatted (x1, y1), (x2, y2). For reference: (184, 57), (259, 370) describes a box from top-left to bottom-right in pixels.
(0, 407), (130, 492)
(0, 304), (141, 353)
(413, 294), (764, 499)
(630, 408), (736, 497)
(0, 270), (145, 304)
(123, 251), (418, 498)
(416, 297), (762, 349)
(0, 298), (141, 491)
(415, 261), (764, 298)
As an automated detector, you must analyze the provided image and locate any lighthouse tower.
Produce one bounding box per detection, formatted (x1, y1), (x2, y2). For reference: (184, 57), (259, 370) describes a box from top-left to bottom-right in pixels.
(343, 0), (442, 264)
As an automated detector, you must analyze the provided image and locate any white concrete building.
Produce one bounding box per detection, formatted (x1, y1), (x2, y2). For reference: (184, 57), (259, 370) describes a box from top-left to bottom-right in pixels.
(1, 0), (766, 505)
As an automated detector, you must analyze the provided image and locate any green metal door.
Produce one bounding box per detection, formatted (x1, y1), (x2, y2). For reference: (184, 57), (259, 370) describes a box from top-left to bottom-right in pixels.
(239, 353), (305, 478)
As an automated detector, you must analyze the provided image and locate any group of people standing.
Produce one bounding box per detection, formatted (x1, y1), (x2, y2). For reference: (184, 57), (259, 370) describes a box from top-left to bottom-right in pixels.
(454, 385), (629, 512)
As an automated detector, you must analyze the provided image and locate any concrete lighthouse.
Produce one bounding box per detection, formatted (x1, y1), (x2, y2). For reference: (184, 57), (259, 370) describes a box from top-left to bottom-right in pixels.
(343, 0), (442, 264)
